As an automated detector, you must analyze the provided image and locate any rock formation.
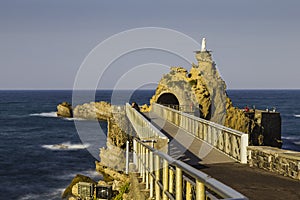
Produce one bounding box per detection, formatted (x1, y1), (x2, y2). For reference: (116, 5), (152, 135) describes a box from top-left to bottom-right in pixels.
(62, 174), (97, 199)
(57, 102), (73, 117)
(148, 40), (280, 147)
(56, 101), (112, 120)
(148, 49), (228, 124)
(73, 101), (112, 120)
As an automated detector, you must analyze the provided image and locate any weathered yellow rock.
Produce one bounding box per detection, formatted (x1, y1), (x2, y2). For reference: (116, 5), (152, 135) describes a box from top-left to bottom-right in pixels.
(140, 104), (150, 112)
(95, 161), (129, 182)
(72, 101), (112, 120)
(148, 52), (256, 135)
(57, 102), (73, 117)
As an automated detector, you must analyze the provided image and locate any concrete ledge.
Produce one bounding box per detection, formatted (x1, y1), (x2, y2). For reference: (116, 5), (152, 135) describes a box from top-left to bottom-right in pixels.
(247, 146), (300, 180)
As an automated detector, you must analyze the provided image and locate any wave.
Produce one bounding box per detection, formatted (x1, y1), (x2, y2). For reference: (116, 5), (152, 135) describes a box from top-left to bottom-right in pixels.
(63, 117), (86, 121)
(30, 112), (86, 121)
(30, 112), (57, 118)
(282, 136), (300, 140)
(57, 169), (103, 181)
(293, 141), (300, 145)
(294, 114), (300, 118)
(19, 188), (64, 200)
(42, 142), (90, 151)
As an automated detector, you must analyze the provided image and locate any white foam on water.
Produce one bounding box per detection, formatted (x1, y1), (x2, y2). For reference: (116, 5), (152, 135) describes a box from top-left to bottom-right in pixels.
(29, 112), (57, 118)
(58, 169), (103, 181)
(282, 136), (300, 140)
(63, 117), (86, 121)
(30, 112), (87, 121)
(19, 188), (64, 200)
(293, 141), (300, 145)
(82, 169), (103, 178)
(42, 142), (90, 151)
(294, 114), (300, 118)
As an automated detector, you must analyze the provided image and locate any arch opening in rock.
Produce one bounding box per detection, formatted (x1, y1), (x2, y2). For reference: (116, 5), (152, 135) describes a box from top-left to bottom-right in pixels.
(156, 93), (180, 110)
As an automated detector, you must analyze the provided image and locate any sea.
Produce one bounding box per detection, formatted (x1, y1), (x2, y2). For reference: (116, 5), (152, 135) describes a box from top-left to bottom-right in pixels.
(0, 90), (299, 200)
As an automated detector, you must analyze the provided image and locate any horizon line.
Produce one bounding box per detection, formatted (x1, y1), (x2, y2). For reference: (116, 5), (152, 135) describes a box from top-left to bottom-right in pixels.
(0, 88), (300, 91)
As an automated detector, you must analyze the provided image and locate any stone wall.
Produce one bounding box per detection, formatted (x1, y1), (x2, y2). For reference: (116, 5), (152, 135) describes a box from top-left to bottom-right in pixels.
(247, 146), (300, 180)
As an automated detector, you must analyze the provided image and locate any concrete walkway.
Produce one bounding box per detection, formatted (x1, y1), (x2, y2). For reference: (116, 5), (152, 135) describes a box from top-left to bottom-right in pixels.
(143, 112), (300, 200)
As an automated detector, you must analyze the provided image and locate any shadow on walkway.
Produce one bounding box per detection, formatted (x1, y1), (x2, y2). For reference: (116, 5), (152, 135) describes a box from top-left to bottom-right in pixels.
(141, 111), (300, 200)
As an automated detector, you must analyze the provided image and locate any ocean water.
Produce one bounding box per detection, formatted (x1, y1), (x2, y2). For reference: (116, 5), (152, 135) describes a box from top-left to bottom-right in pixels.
(227, 90), (300, 151)
(0, 90), (154, 200)
(0, 90), (299, 199)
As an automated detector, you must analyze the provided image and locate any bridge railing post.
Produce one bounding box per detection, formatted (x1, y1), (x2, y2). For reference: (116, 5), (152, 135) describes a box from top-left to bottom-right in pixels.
(146, 148), (149, 189)
(136, 141), (140, 173)
(155, 154), (161, 200)
(162, 159), (169, 200)
(133, 139), (137, 168)
(240, 134), (249, 164)
(196, 179), (205, 200)
(149, 151), (154, 198)
(142, 145), (146, 183)
(169, 168), (174, 196)
(176, 167), (183, 200)
(186, 181), (192, 200)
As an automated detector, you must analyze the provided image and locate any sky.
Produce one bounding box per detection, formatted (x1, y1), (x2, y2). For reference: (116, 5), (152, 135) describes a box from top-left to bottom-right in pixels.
(1, 0), (300, 90)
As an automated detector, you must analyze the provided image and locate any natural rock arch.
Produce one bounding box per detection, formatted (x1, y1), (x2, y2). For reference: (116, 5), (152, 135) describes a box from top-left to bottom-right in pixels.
(157, 93), (180, 110)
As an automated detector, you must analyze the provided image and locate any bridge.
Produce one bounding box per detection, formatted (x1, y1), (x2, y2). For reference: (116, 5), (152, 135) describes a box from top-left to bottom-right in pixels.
(125, 103), (300, 200)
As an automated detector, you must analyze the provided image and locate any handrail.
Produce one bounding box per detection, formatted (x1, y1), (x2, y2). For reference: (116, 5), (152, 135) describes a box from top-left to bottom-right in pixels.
(134, 138), (248, 200)
(152, 103), (249, 164)
(154, 103), (246, 136)
(125, 103), (168, 140)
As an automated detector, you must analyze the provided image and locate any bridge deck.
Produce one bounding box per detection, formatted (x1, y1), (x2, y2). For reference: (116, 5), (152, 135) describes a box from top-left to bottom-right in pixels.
(143, 111), (300, 200)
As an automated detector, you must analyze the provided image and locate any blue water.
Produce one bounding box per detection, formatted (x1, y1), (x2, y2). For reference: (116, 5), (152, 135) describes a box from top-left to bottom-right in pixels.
(0, 90), (299, 199)
(227, 90), (300, 151)
(0, 90), (154, 200)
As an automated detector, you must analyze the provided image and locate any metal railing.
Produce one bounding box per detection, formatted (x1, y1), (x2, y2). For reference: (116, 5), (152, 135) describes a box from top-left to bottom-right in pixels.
(152, 103), (249, 164)
(160, 104), (196, 114)
(125, 103), (168, 140)
(133, 138), (248, 200)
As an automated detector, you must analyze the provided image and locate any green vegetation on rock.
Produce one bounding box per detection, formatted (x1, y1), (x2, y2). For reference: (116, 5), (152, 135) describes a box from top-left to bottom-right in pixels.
(113, 182), (130, 200)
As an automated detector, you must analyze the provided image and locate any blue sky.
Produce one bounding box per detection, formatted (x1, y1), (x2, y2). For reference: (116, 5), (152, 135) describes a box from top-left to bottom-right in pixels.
(1, 0), (300, 89)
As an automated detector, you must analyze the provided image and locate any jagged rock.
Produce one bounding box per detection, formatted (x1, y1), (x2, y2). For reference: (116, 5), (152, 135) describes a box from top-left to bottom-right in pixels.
(148, 51), (258, 137)
(112, 180), (124, 191)
(72, 101), (112, 120)
(62, 174), (97, 199)
(140, 104), (150, 112)
(107, 117), (128, 148)
(95, 161), (129, 182)
(57, 102), (73, 117)
(99, 137), (126, 171)
(97, 180), (109, 186)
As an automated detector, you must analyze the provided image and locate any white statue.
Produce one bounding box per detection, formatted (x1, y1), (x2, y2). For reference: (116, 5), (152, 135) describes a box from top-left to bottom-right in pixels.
(201, 38), (206, 52)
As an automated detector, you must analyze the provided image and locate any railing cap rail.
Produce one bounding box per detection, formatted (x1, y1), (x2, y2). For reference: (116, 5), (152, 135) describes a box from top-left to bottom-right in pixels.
(153, 103), (247, 137)
(125, 103), (168, 140)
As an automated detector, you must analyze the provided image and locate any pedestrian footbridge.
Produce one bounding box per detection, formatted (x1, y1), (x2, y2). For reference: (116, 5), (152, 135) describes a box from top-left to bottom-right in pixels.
(125, 103), (300, 200)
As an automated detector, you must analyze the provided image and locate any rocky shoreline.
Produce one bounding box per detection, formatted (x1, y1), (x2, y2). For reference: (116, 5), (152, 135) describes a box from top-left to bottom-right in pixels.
(59, 101), (135, 200)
